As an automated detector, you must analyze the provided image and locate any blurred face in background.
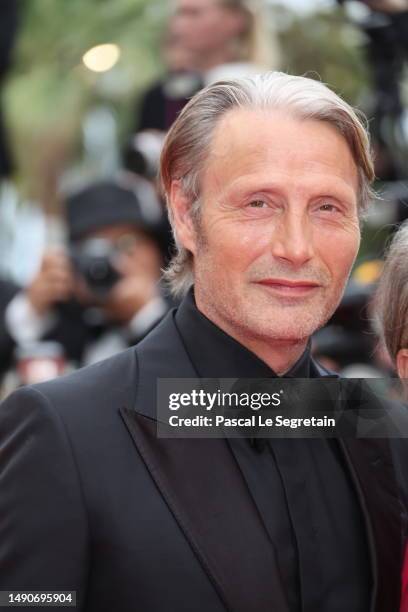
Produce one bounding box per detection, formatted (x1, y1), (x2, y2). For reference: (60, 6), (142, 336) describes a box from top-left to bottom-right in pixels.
(164, 40), (196, 73)
(172, 0), (247, 57)
(162, 29), (197, 73)
(87, 224), (162, 281)
(73, 223), (162, 308)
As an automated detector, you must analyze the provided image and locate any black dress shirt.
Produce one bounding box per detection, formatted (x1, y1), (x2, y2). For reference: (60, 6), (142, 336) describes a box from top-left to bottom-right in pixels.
(175, 289), (372, 612)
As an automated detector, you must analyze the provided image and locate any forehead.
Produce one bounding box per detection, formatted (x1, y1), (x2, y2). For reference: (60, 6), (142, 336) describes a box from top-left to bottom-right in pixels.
(202, 108), (359, 200)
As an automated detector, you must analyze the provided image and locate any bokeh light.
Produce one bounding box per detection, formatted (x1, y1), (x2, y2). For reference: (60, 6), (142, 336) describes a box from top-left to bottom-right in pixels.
(82, 44), (121, 73)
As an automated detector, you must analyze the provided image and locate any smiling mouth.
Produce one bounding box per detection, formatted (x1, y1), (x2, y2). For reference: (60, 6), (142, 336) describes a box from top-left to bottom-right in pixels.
(255, 279), (321, 296)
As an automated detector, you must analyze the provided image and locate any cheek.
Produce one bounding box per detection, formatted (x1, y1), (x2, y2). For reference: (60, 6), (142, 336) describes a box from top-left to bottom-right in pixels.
(210, 226), (262, 273)
(318, 228), (360, 279)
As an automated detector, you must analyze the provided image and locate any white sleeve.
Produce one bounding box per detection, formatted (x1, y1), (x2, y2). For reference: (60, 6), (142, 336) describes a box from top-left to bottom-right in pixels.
(127, 296), (168, 339)
(4, 292), (56, 345)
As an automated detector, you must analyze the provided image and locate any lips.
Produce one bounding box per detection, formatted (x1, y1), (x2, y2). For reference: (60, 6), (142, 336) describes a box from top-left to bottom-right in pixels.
(258, 279), (320, 288)
(256, 278), (320, 296)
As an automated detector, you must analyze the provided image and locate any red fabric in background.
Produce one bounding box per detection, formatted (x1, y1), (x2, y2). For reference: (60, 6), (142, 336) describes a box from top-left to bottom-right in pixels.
(401, 543), (408, 612)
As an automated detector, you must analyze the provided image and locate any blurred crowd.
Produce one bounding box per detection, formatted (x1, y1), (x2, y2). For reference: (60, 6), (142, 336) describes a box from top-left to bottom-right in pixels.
(0, 0), (407, 396)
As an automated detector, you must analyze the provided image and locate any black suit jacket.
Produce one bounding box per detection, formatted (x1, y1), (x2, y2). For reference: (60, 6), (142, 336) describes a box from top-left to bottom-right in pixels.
(1, 308), (407, 612)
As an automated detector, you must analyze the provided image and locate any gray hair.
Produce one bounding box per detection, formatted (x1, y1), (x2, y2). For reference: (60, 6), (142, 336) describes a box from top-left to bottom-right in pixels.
(374, 221), (408, 362)
(159, 71), (376, 297)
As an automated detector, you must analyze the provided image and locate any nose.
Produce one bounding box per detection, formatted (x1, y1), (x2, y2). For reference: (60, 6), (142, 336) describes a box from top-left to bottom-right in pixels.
(270, 209), (314, 268)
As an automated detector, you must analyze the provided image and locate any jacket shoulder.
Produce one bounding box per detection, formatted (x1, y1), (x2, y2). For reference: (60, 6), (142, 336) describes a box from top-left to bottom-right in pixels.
(29, 346), (138, 419)
(8, 308), (186, 420)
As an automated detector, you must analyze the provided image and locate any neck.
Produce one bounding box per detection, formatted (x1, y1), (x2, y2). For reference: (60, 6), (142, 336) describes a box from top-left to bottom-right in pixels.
(234, 334), (308, 376)
(195, 297), (308, 375)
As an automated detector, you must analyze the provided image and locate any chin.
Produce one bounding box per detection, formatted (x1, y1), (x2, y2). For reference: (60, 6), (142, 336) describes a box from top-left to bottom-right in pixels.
(235, 316), (313, 344)
(263, 326), (315, 343)
(247, 309), (330, 343)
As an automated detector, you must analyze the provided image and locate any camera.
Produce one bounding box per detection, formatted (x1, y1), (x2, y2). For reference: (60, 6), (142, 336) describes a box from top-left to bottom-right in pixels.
(70, 238), (120, 298)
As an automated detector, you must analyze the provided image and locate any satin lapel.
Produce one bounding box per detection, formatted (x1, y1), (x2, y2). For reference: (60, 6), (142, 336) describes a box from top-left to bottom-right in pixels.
(120, 408), (290, 612)
(338, 436), (405, 612)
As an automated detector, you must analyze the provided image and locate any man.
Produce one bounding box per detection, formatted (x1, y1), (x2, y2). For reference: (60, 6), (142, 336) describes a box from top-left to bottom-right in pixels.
(0, 179), (169, 377)
(0, 72), (407, 611)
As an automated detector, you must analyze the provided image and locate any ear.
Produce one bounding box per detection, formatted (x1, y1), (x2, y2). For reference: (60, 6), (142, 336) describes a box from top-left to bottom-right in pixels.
(169, 180), (198, 255)
(396, 348), (408, 381)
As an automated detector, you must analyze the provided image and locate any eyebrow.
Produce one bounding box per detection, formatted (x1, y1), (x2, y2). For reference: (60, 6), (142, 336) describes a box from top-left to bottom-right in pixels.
(224, 177), (358, 206)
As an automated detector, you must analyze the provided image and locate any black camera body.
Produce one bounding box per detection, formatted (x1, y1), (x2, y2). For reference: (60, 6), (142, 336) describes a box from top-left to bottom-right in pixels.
(71, 238), (121, 298)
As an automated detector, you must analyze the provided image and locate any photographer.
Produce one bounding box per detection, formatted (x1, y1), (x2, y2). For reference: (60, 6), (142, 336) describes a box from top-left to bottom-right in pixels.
(339, 0), (408, 186)
(0, 179), (170, 378)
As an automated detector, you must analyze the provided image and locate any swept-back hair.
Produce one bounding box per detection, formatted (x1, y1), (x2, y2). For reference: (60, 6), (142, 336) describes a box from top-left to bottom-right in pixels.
(160, 71), (375, 296)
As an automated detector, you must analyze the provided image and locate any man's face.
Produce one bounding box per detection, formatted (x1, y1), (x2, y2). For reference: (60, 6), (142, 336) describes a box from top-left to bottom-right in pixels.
(186, 109), (361, 345)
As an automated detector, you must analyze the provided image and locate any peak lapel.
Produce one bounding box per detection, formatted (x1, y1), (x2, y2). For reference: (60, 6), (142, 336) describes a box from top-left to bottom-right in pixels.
(120, 408), (290, 612)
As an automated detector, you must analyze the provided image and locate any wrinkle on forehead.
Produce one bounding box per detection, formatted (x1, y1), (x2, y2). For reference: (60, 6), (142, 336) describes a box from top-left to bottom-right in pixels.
(202, 108), (359, 203)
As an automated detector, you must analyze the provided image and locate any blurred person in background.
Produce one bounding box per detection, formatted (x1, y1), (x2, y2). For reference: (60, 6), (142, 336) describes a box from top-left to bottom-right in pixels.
(373, 219), (408, 606)
(121, 131), (175, 264)
(0, 179), (170, 381)
(339, 0), (408, 191)
(135, 0), (279, 139)
(375, 220), (408, 392)
(172, 0), (279, 85)
(0, 278), (21, 379)
(136, 27), (202, 133)
(0, 0), (19, 181)
(312, 259), (394, 377)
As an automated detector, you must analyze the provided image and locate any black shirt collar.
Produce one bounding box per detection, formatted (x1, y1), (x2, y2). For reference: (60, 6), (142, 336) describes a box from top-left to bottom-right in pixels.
(175, 288), (312, 379)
